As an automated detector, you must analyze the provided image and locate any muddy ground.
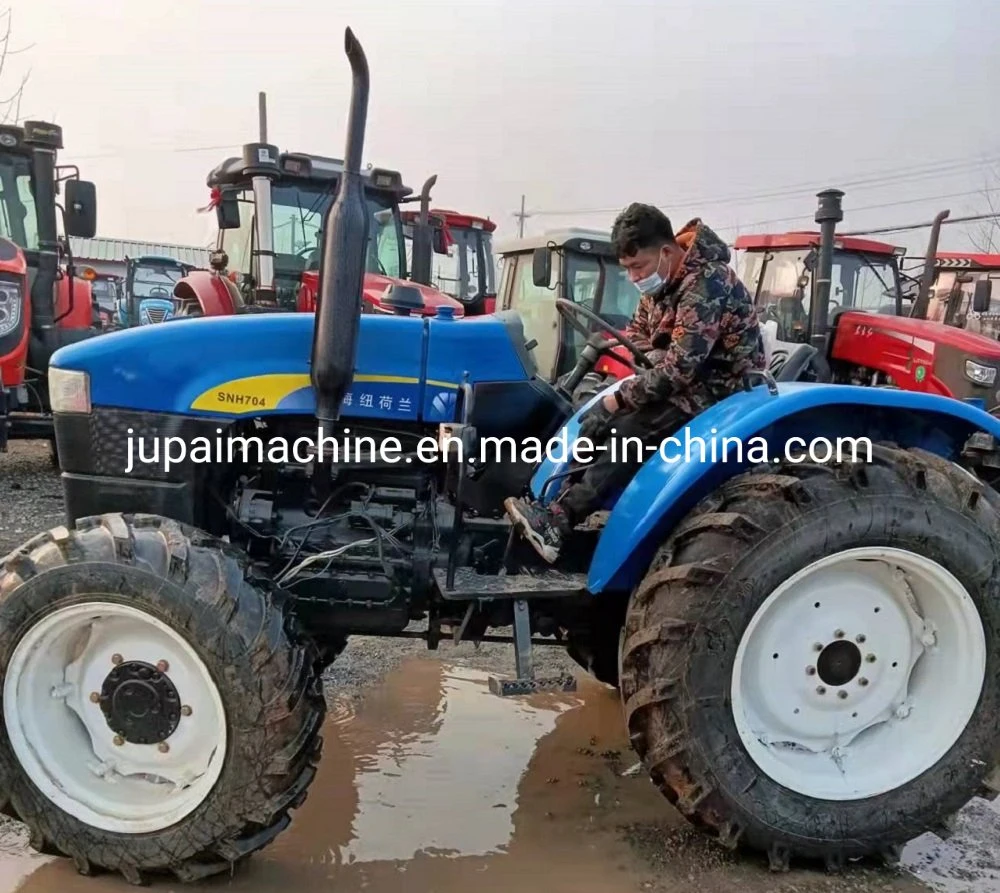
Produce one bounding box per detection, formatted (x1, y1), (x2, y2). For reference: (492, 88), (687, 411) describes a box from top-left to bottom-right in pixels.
(2, 440), (1000, 893)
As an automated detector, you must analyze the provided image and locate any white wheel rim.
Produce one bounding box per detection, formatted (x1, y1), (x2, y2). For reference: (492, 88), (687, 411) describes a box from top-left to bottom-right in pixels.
(3, 601), (228, 833)
(730, 547), (986, 800)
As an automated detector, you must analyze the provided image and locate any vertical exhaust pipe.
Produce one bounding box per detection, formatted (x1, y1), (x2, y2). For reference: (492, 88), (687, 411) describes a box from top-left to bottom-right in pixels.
(911, 208), (950, 319)
(409, 174), (437, 285)
(812, 188), (843, 350)
(244, 91), (279, 305)
(311, 27), (370, 427)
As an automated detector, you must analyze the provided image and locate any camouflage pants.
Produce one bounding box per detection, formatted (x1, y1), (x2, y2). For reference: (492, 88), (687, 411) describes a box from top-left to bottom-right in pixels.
(555, 400), (692, 523)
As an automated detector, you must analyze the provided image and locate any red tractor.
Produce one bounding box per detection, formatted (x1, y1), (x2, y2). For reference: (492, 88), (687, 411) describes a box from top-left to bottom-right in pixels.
(735, 189), (1000, 414)
(919, 251), (1000, 338)
(173, 137), (465, 320)
(0, 120), (98, 453)
(401, 204), (497, 314)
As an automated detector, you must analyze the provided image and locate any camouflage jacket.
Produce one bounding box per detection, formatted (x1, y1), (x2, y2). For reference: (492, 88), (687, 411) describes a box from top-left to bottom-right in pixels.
(617, 219), (765, 417)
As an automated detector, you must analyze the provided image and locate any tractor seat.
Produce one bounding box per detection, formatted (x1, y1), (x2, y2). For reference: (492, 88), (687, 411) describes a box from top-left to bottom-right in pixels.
(774, 343), (819, 381)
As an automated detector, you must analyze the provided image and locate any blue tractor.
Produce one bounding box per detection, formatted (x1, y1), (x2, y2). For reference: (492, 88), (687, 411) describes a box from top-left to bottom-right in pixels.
(118, 254), (195, 327)
(3, 28), (1000, 885)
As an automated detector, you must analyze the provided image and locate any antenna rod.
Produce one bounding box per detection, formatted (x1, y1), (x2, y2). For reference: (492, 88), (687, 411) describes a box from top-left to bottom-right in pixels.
(259, 91), (267, 143)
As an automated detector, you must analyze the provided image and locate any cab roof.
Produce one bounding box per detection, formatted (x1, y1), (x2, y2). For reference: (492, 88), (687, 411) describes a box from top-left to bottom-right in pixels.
(935, 252), (1000, 270)
(207, 150), (412, 198)
(734, 231), (902, 256)
(495, 227), (614, 257)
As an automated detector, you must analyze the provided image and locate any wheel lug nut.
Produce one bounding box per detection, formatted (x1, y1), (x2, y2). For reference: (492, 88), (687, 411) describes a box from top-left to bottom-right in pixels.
(89, 692), (100, 703)
(866, 654), (877, 663)
(113, 735), (124, 746)
(838, 690), (848, 699)
(111, 653), (123, 665)
(856, 634), (866, 643)
(806, 666), (816, 675)
(181, 705), (192, 716)
(859, 677), (869, 686)
(158, 742), (170, 754)
(814, 643), (824, 652)
(834, 630), (845, 639)
(156, 660), (169, 673)
(816, 686), (826, 695)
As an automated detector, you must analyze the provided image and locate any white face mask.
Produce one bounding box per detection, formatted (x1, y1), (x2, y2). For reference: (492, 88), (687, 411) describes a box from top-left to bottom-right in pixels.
(633, 251), (668, 295)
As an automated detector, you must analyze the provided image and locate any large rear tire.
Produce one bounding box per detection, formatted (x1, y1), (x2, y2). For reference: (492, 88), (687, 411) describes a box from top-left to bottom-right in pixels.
(0, 513), (326, 885)
(620, 444), (1000, 869)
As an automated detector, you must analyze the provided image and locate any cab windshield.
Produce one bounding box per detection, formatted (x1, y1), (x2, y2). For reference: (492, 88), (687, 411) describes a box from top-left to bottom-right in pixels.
(0, 153), (38, 252)
(741, 247), (901, 342)
(129, 262), (186, 299)
(221, 179), (406, 307)
(269, 181), (404, 279)
(563, 250), (640, 327)
(420, 223), (495, 302)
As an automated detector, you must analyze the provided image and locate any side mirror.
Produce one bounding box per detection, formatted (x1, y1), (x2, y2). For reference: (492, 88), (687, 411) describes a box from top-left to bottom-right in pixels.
(63, 179), (97, 238)
(532, 247), (551, 287)
(432, 227), (448, 254)
(215, 191), (241, 230)
(973, 279), (993, 314)
(802, 248), (818, 272)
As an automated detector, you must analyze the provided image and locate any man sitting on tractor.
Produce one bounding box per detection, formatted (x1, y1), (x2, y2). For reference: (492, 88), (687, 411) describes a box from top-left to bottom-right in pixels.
(505, 202), (765, 562)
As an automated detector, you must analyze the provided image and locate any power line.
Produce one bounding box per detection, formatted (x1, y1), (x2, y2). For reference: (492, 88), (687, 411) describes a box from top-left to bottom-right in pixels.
(714, 187), (989, 236)
(526, 150), (1000, 218)
(67, 143), (238, 161)
(843, 212), (1000, 237)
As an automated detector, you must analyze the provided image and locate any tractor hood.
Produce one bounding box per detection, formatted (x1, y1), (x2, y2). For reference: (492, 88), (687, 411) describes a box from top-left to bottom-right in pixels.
(298, 270), (465, 317)
(839, 310), (1000, 359)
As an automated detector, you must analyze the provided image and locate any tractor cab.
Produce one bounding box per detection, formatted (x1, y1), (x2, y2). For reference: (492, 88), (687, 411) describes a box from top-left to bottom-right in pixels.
(740, 190), (1000, 409)
(188, 145), (464, 319)
(119, 254), (195, 326)
(401, 207), (497, 314)
(493, 228), (639, 388)
(0, 120), (97, 451)
(736, 231), (907, 349)
(923, 253), (1000, 338)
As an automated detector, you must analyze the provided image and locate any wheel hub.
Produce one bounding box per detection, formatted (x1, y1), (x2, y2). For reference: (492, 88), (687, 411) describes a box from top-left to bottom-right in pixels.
(816, 639), (862, 687)
(99, 661), (181, 745)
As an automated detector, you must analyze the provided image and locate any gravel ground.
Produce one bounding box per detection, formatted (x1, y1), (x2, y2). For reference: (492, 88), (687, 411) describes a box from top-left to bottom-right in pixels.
(0, 442), (64, 556)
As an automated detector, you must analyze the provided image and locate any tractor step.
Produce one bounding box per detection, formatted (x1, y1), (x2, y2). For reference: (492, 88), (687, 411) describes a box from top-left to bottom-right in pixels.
(432, 567), (588, 601)
(486, 598), (578, 698)
(488, 675), (578, 697)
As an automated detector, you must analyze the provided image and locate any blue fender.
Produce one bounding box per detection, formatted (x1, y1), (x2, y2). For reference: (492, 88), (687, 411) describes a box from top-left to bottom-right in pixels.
(530, 380), (1000, 595)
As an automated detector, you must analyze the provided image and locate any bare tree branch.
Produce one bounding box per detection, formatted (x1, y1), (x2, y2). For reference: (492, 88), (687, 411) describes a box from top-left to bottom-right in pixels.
(967, 163), (1000, 253)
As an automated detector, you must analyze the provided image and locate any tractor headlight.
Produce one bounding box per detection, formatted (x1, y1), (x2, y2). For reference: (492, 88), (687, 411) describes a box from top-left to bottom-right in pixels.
(965, 360), (997, 387)
(49, 368), (91, 414)
(0, 278), (22, 338)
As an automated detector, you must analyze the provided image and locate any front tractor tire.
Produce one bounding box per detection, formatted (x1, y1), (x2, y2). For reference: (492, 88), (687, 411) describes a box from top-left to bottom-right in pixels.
(620, 444), (1000, 870)
(0, 514), (326, 885)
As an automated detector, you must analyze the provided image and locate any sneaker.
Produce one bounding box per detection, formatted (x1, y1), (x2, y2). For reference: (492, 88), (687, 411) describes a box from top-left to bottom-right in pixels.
(504, 497), (569, 564)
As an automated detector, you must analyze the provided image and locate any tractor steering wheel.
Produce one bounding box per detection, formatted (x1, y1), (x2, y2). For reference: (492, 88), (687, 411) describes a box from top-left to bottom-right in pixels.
(555, 299), (654, 373)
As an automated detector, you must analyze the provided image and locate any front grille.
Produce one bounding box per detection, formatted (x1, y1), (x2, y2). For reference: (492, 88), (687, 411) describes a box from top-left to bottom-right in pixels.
(146, 308), (167, 323)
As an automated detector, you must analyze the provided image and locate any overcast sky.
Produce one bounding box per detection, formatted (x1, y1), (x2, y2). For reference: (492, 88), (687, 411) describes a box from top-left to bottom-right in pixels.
(9, 0), (1000, 260)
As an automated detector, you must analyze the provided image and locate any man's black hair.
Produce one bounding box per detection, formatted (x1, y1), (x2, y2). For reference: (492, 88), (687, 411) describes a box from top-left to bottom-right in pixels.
(611, 203), (676, 258)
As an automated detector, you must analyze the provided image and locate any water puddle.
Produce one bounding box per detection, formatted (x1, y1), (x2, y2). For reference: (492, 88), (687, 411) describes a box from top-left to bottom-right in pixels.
(901, 796), (1000, 893)
(0, 653), (970, 893)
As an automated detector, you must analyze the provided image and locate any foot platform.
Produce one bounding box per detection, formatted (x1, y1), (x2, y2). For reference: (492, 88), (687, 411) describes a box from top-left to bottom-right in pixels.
(433, 567), (588, 601)
(487, 598), (578, 697)
(489, 675), (578, 696)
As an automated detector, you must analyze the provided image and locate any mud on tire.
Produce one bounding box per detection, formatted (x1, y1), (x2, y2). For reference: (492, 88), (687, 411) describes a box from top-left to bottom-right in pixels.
(0, 513), (326, 885)
(620, 444), (1000, 869)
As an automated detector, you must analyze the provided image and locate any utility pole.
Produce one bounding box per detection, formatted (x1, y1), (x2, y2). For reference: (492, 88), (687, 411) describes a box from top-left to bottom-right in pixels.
(513, 194), (531, 237)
